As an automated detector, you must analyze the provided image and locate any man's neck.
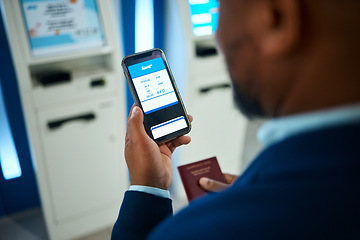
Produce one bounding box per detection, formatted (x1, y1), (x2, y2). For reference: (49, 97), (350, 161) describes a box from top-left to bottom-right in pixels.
(277, 44), (360, 117)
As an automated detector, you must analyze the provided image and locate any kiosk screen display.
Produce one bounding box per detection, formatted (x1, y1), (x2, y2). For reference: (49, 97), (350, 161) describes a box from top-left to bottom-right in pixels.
(21, 0), (105, 58)
(188, 0), (219, 37)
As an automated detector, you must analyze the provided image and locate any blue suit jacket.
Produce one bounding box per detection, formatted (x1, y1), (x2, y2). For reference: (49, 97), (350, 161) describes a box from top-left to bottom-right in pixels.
(112, 122), (360, 240)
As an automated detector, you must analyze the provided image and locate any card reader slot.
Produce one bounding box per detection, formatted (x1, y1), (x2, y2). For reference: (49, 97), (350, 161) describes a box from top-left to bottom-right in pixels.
(199, 83), (231, 94)
(196, 46), (218, 57)
(90, 78), (106, 87)
(47, 113), (96, 130)
(37, 71), (71, 86)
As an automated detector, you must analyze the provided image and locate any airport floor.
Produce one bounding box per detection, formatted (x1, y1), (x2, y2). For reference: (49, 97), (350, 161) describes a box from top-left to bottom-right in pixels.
(0, 208), (111, 240)
(0, 198), (192, 240)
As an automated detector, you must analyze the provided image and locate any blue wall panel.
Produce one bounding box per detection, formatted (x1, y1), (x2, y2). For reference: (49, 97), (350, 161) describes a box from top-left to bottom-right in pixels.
(154, 0), (165, 50)
(122, 0), (136, 114)
(0, 7), (40, 215)
(0, 183), (4, 217)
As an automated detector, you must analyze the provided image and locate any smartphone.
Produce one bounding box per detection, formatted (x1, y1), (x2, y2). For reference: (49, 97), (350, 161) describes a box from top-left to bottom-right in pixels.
(122, 49), (191, 143)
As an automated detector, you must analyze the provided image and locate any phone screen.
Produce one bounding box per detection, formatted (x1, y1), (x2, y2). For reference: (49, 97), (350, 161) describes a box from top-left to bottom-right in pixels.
(128, 58), (178, 114)
(123, 49), (191, 142)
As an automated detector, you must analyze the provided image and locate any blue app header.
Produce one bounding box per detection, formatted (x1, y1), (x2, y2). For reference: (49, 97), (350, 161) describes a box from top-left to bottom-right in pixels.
(128, 58), (166, 79)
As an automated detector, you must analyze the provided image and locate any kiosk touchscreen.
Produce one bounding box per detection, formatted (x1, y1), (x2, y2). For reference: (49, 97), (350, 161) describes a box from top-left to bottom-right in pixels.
(188, 0), (219, 37)
(21, 0), (105, 58)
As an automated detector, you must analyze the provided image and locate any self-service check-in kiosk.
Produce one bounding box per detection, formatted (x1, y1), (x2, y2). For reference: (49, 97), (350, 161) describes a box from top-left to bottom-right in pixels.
(165, 0), (248, 201)
(1, 0), (128, 239)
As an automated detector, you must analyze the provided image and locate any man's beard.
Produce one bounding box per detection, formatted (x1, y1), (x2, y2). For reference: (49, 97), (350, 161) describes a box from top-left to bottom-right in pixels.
(232, 81), (267, 119)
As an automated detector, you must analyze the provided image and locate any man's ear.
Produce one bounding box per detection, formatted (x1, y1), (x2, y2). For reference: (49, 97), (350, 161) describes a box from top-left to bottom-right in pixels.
(258, 0), (301, 57)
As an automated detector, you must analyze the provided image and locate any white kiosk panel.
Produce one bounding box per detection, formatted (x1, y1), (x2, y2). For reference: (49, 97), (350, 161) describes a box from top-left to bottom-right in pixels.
(1, 0), (128, 239)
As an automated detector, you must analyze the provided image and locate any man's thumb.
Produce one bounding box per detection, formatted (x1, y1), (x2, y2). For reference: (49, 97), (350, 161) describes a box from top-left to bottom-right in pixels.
(199, 177), (229, 192)
(130, 106), (143, 122)
(126, 106), (146, 139)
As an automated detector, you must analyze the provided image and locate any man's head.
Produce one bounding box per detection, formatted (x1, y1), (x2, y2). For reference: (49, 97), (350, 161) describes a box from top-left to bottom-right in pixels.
(216, 0), (360, 119)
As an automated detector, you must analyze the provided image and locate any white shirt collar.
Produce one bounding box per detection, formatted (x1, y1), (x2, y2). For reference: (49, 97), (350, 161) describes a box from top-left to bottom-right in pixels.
(257, 103), (360, 147)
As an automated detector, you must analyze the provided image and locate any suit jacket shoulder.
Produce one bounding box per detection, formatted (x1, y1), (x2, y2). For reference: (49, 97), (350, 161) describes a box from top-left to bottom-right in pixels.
(148, 122), (360, 240)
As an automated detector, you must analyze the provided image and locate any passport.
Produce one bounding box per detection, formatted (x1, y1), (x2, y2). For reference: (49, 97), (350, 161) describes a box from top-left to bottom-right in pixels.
(177, 157), (226, 202)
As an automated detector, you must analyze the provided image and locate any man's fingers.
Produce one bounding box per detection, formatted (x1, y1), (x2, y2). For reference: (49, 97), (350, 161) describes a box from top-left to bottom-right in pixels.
(188, 114), (193, 123)
(199, 177), (230, 192)
(198, 173), (239, 192)
(224, 174), (239, 185)
(166, 135), (191, 153)
(126, 107), (193, 153)
(165, 114), (192, 152)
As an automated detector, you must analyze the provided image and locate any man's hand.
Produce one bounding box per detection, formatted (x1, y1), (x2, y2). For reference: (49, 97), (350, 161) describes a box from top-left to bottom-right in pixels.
(199, 174), (238, 192)
(125, 105), (192, 190)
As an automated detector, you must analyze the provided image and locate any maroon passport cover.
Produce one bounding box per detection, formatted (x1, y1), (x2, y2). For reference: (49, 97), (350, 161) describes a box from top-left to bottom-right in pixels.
(177, 157), (226, 202)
